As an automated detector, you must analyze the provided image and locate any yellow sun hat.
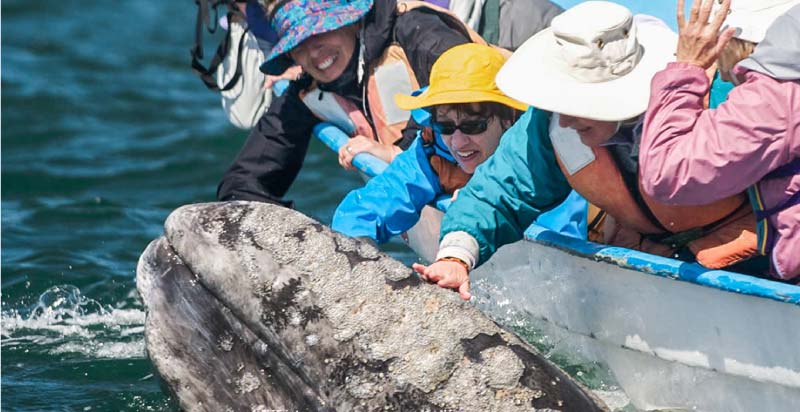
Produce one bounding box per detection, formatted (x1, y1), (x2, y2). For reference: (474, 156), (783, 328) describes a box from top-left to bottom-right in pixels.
(394, 43), (528, 112)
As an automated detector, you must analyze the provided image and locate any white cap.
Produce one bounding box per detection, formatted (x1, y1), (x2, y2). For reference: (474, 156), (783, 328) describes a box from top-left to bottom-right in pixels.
(718, 0), (800, 43)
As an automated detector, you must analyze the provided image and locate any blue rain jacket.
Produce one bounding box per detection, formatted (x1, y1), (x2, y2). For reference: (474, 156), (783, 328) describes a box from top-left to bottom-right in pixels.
(332, 107), (588, 244)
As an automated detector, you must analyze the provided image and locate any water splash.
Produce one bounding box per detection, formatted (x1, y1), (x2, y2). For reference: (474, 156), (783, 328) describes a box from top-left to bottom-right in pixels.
(1, 284), (146, 359)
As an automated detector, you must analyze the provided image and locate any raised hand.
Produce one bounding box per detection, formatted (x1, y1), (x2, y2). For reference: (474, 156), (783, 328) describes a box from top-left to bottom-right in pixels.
(676, 0), (737, 69)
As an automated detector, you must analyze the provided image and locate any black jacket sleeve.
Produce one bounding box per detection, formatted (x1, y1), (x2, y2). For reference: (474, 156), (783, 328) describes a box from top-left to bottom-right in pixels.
(394, 9), (471, 88)
(216, 81), (319, 205)
(393, 9), (471, 146)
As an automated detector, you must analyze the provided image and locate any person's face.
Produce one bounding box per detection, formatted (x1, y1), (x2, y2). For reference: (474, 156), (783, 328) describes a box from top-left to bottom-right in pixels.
(289, 24), (358, 83)
(558, 114), (618, 147)
(434, 103), (507, 174)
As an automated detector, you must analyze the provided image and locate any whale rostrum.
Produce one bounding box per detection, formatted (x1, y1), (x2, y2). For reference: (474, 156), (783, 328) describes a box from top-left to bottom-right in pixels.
(136, 201), (609, 411)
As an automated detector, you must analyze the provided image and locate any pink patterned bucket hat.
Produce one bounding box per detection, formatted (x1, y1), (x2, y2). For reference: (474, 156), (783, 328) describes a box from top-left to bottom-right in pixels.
(265, 0), (374, 63)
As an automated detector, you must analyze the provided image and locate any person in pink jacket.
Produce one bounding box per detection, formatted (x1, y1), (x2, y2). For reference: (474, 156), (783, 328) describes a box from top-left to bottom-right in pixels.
(640, 0), (800, 281)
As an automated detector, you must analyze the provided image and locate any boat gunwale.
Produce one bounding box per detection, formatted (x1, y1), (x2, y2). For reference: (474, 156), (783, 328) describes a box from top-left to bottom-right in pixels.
(523, 224), (800, 306)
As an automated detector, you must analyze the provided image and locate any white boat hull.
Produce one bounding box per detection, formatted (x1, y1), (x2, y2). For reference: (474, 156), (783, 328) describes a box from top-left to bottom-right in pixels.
(470, 225), (800, 412)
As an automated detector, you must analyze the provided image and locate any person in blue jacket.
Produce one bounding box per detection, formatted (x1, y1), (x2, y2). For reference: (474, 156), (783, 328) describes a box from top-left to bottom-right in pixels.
(331, 43), (588, 246)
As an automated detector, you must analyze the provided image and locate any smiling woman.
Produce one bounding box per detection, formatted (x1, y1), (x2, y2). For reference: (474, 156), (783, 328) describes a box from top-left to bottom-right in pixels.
(432, 102), (514, 174)
(288, 24), (360, 83)
(217, 0), (477, 206)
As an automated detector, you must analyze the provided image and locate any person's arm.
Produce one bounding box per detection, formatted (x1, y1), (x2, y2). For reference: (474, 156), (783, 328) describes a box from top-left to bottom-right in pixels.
(640, 63), (798, 204)
(440, 108), (571, 265)
(393, 9), (472, 87)
(217, 82), (319, 204)
(332, 137), (441, 243)
(413, 109), (571, 299)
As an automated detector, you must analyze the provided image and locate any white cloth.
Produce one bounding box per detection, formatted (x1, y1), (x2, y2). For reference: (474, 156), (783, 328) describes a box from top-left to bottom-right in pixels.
(448, 0), (485, 31)
(437, 231), (480, 269)
(218, 20), (273, 130)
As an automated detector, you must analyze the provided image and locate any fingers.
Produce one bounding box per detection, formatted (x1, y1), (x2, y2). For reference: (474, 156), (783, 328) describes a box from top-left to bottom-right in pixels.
(413, 261), (471, 300)
(710, 0), (731, 32)
(426, 269), (444, 283)
(411, 263), (430, 281)
(714, 26), (737, 56)
(677, 0), (686, 30)
(264, 75), (278, 89)
(282, 65), (303, 81)
(339, 144), (355, 170)
(338, 146), (355, 170)
(688, 0), (701, 25)
(346, 136), (377, 155)
(697, 0), (714, 26)
(412, 262), (444, 283)
(458, 281), (471, 301)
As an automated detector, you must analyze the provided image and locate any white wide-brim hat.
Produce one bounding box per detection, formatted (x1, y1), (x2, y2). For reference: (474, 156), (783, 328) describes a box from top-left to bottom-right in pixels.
(496, 1), (677, 122)
(722, 0), (800, 43)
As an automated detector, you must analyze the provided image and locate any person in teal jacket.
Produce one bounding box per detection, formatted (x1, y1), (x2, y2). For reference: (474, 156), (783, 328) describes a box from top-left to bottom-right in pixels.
(412, 3), (692, 300)
(331, 43), (588, 246)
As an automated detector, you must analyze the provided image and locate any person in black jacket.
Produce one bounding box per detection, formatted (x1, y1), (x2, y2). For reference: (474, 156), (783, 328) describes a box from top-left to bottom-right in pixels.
(217, 0), (471, 205)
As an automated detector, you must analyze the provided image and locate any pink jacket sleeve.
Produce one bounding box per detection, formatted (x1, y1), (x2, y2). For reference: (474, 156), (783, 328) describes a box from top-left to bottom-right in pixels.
(640, 62), (800, 205)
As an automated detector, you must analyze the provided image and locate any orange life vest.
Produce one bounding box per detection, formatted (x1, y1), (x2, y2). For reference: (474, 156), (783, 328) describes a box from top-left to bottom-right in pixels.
(419, 127), (471, 194)
(549, 116), (757, 269)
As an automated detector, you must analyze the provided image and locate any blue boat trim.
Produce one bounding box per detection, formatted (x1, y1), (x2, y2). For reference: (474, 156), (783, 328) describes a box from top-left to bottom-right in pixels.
(524, 224), (800, 305)
(313, 123), (389, 177)
(273, 79), (289, 97)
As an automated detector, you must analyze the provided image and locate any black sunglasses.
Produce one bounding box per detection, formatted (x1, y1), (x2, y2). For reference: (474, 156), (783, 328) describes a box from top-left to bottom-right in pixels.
(431, 119), (489, 136)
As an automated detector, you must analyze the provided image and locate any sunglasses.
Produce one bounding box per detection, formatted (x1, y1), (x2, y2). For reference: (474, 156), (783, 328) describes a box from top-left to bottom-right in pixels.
(431, 119), (489, 135)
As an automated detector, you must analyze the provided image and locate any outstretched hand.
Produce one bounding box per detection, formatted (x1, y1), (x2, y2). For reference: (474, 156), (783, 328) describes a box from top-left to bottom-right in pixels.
(412, 260), (471, 301)
(676, 0), (737, 69)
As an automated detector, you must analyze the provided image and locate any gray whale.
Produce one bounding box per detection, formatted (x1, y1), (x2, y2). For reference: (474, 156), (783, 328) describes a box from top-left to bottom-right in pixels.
(136, 201), (609, 411)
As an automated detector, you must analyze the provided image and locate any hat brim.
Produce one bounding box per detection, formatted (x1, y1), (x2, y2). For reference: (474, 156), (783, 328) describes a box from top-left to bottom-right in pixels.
(264, 0), (372, 63)
(395, 89), (528, 112)
(726, 1), (799, 43)
(496, 16), (677, 121)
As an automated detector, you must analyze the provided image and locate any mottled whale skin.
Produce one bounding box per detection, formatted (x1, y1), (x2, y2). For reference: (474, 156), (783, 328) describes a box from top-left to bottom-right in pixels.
(136, 201), (609, 412)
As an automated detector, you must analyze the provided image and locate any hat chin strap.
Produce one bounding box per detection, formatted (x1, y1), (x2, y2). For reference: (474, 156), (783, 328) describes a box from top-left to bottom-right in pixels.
(357, 30), (366, 84)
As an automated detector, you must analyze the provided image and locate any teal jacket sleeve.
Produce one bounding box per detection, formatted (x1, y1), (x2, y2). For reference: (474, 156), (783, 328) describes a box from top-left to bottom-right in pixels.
(440, 108), (573, 265)
(332, 137), (442, 243)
